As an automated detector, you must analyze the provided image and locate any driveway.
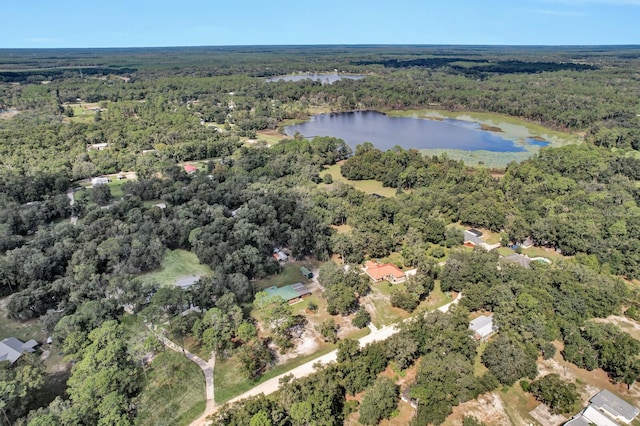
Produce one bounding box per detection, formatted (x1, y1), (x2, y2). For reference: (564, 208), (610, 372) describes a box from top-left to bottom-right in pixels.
(189, 293), (461, 426)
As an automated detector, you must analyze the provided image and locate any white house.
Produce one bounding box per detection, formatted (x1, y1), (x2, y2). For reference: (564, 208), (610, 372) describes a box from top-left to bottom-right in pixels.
(469, 314), (497, 340)
(566, 389), (640, 426)
(87, 143), (109, 151)
(91, 177), (109, 186)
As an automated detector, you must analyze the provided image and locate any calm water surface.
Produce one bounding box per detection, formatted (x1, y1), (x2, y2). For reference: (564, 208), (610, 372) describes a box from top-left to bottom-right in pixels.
(285, 111), (548, 152)
(266, 73), (364, 84)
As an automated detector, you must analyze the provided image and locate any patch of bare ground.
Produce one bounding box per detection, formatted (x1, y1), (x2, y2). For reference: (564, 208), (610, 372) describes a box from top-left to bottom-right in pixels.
(537, 341), (640, 408)
(276, 328), (321, 364)
(0, 108), (19, 119)
(592, 315), (640, 340)
(529, 403), (567, 426)
(444, 392), (513, 426)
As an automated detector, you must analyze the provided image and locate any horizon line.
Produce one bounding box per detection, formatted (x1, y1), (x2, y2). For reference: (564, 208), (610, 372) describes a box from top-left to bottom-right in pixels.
(2, 43), (640, 51)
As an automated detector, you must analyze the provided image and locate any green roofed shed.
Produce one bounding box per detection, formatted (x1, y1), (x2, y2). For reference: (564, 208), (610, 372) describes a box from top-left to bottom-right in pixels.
(264, 283), (311, 304)
(300, 266), (313, 279)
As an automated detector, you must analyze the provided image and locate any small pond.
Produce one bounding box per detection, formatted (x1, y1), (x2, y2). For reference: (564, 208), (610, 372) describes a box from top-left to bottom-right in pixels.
(266, 73), (364, 84)
(285, 111), (548, 152)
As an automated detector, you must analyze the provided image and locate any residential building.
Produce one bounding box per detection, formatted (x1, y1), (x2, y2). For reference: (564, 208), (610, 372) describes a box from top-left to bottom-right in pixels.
(184, 164), (198, 174)
(566, 389), (640, 426)
(91, 177), (109, 186)
(363, 261), (406, 284)
(464, 228), (485, 246)
(469, 314), (497, 340)
(0, 338), (38, 364)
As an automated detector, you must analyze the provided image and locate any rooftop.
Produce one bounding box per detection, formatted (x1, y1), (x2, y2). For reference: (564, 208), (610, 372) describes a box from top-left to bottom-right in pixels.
(504, 253), (532, 269)
(0, 338), (38, 364)
(264, 283), (311, 302)
(591, 389), (640, 422)
(467, 228), (483, 237)
(364, 261), (405, 281)
(175, 275), (202, 288)
(469, 314), (493, 332)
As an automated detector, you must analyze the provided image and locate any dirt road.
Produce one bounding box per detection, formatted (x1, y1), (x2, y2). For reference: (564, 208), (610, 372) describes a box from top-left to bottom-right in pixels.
(189, 293), (461, 426)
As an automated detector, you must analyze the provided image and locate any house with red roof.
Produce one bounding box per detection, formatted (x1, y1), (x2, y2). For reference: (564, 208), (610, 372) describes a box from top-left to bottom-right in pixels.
(184, 164), (198, 174)
(363, 260), (406, 284)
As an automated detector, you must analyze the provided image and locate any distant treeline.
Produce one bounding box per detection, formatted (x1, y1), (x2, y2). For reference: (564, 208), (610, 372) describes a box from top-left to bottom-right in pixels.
(0, 67), (136, 83)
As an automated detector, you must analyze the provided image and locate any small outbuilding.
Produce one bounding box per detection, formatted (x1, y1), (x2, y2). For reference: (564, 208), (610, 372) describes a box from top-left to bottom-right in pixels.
(469, 314), (497, 340)
(175, 275), (203, 289)
(273, 250), (288, 262)
(91, 177), (109, 186)
(300, 266), (313, 279)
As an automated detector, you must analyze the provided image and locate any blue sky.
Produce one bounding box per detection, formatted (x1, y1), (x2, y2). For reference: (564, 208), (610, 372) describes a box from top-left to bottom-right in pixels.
(1, 0), (638, 48)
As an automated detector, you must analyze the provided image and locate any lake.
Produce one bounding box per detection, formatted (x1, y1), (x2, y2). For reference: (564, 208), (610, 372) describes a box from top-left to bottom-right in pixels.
(285, 111), (548, 152)
(266, 73), (364, 84)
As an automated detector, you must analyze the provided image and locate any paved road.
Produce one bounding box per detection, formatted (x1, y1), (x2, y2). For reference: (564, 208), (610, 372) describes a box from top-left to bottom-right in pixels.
(189, 293), (461, 426)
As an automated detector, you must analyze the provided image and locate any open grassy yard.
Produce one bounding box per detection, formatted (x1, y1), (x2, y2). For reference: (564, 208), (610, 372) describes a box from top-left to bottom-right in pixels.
(418, 280), (453, 311)
(321, 161), (398, 198)
(499, 382), (543, 425)
(252, 261), (319, 293)
(0, 297), (46, 342)
(521, 246), (564, 261)
(449, 222), (502, 245)
(214, 345), (335, 404)
(107, 178), (127, 199)
(136, 351), (206, 426)
(138, 249), (212, 287)
(255, 128), (289, 145)
(364, 282), (411, 328)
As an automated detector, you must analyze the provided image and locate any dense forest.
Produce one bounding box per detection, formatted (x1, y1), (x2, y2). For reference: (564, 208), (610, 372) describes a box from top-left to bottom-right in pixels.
(2, 46), (640, 425)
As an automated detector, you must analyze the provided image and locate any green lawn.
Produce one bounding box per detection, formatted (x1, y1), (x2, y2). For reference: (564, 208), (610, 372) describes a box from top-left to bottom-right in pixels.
(366, 283), (410, 328)
(138, 249), (212, 287)
(214, 345), (336, 404)
(321, 162), (398, 198)
(499, 381), (540, 426)
(136, 351), (206, 426)
(0, 297), (46, 342)
(252, 261), (318, 293)
(107, 178), (127, 199)
(521, 246), (563, 261)
(417, 280), (453, 311)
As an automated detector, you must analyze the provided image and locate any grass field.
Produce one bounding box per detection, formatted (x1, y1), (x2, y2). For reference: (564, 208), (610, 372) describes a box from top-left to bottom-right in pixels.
(322, 161), (398, 198)
(136, 351), (206, 426)
(499, 382), (540, 425)
(0, 297), (45, 342)
(252, 261), (319, 293)
(107, 178), (127, 199)
(255, 129), (289, 145)
(214, 345), (335, 404)
(138, 249), (212, 287)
